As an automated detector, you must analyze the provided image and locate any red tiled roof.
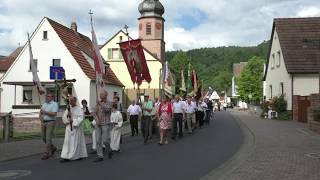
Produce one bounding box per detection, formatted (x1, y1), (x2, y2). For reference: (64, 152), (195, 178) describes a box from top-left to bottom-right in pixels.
(272, 17), (320, 74)
(46, 17), (123, 87)
(0, 47), (23, 71)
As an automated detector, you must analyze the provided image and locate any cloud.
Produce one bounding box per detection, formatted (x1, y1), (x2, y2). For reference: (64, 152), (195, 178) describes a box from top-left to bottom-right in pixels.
(296, 6), (320, 17)
(0, 0), (320, 55)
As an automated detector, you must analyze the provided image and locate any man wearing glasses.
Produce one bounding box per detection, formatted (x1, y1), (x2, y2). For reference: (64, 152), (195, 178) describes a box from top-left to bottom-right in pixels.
(39, 93), (59, 160)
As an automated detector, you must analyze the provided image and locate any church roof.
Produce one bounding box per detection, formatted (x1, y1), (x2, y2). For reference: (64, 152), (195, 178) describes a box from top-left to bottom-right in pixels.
(138, 0), (164, 18)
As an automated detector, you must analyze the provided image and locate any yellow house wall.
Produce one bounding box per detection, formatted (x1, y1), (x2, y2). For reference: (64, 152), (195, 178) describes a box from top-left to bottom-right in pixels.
(100, 31), (163, 107)
(100, 31), (163, 90)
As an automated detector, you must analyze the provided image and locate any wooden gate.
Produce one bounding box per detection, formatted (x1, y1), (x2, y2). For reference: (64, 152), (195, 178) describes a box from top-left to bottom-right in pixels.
(298, 96), (310, 123)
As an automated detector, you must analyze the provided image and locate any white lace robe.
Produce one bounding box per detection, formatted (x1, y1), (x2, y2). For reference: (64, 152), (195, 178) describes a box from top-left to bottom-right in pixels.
(110, 111), (123, 151)
(61, 106), (88, 160)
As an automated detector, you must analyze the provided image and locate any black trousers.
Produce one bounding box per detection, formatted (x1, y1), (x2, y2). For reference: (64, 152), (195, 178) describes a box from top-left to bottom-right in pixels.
(130, 115), (139, 136)
(196, 111), (204, 128)
(172, 113), (183, 138)
(205, 110), (212, 125)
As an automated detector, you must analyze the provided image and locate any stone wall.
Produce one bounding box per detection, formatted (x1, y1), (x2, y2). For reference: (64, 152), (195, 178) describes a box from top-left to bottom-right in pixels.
(13, 117), (41, 132)
(12, 117), (64, 133)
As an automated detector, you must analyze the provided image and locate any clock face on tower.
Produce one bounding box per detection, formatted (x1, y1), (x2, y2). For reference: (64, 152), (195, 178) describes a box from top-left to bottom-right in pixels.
(156, 23), (161, 30)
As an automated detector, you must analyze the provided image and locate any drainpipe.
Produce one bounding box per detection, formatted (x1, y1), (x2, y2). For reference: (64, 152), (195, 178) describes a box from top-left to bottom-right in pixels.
(291, 74), (294, 121)
(0, 85), (2, 112)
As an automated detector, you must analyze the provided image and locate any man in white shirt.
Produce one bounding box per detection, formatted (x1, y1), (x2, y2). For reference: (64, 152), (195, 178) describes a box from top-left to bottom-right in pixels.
(184, 95), (196, 133)
(127, 100), (142, 136)
(172, 95), (185, 139)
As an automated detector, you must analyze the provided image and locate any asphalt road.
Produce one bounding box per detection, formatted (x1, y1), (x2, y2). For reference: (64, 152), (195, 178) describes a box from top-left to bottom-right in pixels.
(0, 111), (243, 180)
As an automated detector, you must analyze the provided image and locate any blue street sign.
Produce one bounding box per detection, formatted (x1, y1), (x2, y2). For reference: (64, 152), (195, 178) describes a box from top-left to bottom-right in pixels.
(50, 66), (64, 80)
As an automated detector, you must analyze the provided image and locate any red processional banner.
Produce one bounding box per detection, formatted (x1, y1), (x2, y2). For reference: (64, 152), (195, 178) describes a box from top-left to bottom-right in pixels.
(119, 39), (151, 86)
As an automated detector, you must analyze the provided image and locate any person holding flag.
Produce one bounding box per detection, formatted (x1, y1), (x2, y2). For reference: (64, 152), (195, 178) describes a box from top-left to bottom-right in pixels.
(28, 33), (56, 160)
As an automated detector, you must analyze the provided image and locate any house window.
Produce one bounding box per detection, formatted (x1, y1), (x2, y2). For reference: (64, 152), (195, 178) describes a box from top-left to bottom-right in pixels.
(23, 90), (33, 103)
(52, 59), (61, 67)
(271, 54), (275, 69)
(277, 51), (281, 67)
(43, 31), (48, 40)
(146, 23), (151, 35)
(119, 36), (123, 42)
(269, 85), (273, 99)
(280, 82), (284, 95)
(119, 49), (123, 59)
(29, 59), (38, 71)
(108, 48), (122, 59)
(112, 48), (119, 59)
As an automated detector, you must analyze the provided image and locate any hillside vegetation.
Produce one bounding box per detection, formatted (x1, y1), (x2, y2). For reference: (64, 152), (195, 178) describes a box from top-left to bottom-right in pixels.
(165, 40), (269, 93)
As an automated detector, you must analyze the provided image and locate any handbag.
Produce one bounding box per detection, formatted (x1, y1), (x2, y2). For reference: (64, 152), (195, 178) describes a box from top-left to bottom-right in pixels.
(82, 118), (93, 135)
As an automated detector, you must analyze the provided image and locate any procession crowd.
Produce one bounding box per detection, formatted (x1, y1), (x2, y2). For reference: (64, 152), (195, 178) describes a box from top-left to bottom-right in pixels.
(39, 90), (216, 163)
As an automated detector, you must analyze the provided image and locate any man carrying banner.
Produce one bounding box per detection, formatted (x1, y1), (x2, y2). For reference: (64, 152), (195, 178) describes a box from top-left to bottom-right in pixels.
(92, 90), (113, 162)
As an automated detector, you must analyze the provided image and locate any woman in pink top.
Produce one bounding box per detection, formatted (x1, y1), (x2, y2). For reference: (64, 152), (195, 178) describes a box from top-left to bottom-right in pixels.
(158, 96), (172, 145)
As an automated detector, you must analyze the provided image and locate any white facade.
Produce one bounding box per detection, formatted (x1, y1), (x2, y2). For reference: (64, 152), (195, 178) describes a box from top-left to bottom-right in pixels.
(293, 74), (319, 96)
(0, 18), (123, 115)
(264, 28), (320, 110)
(231, 76), (238, 97)
(264, 29), (293, 110)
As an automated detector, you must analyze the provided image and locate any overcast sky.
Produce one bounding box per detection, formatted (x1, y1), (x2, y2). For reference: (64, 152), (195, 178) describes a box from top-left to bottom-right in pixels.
(1, 0), (320, 55)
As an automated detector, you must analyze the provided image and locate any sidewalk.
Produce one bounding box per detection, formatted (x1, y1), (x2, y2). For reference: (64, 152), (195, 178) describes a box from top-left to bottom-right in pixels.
(204, 110), (320, 180)
(0, 122), (131, 162)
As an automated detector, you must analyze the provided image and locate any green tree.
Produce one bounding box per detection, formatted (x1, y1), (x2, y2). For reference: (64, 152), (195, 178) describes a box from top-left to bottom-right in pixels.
(237, 56), (265, 103)
(169, 51), (191, 93)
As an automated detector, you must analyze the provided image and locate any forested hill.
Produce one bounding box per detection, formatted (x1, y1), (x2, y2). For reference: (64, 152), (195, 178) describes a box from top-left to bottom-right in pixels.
(165, 40), (270, 92)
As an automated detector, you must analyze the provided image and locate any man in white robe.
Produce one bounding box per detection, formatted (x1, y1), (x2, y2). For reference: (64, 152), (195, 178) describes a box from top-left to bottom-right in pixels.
(60, 96), (88, 162)
(110, 103), (123, 152)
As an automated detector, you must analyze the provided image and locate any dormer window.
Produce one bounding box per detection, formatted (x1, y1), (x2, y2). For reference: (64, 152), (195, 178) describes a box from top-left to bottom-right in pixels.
(146, 23), (151, 35)
(43, 31), (48, 40)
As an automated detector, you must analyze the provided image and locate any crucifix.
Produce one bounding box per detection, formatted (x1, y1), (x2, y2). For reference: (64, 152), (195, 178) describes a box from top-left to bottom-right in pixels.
(89, 9), (94, 25)
(124, 24), (129, 36)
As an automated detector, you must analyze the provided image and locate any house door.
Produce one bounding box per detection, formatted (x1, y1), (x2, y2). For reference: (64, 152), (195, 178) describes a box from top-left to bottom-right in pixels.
(297, 96), (310, 123)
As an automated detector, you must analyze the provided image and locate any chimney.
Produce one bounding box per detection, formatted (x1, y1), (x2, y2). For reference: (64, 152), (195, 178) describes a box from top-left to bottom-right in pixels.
(70, 22), (77, 33)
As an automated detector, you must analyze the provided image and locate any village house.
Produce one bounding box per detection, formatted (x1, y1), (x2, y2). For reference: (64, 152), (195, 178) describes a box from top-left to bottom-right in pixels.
(0, 17), (123, 132)
(231, 62), (248, 105)
(0, 47), (23, 113)
(0, 47), (22, 79)
(264, 17), (320, 123)
(100, 0), (165, 107)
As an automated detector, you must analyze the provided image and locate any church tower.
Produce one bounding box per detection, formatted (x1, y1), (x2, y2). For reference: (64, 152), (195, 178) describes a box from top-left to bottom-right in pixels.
(138, 0), (165, 62)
